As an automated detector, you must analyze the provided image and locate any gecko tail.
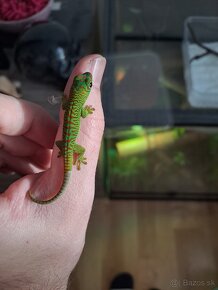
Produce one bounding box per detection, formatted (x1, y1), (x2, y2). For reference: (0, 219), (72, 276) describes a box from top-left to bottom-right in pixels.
(28, 171), (72, 205)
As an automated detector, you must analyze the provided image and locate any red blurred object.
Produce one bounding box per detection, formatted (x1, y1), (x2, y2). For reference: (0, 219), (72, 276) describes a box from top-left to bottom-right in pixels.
(0, 0), (49, 21)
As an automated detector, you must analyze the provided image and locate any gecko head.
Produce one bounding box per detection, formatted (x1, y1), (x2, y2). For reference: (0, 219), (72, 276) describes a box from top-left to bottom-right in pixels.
(73, 72), (93, 93)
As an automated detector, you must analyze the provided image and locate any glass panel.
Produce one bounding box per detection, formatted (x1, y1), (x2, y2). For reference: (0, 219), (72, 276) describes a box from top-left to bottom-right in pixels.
(105, 127), (218, 196)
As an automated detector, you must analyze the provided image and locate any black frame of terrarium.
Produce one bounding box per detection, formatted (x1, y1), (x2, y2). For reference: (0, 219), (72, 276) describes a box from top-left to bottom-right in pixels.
(102, 0), (218, 200)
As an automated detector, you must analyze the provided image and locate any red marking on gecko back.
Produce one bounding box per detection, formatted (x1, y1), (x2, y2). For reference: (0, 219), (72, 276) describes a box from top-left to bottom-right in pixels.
(67, 120), (75, 125)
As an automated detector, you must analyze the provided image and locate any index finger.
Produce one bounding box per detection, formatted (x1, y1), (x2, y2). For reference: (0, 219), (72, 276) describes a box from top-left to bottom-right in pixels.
(0, 94), (58, 148)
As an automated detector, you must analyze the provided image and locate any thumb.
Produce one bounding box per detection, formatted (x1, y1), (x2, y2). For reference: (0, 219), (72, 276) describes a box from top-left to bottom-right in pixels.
(28, 54), (106, 205)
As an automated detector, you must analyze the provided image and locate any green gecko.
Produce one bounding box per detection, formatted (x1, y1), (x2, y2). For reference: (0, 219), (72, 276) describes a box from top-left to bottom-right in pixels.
(28, 72), (94, 204)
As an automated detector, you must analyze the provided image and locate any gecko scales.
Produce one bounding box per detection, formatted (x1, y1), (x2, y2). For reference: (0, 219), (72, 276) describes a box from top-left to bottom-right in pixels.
(29, 72), (94, 204)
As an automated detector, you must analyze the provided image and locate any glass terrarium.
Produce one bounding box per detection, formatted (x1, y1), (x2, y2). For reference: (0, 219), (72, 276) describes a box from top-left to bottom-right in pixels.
(101, 2), (218, 200)
(104, 126), (218, 200)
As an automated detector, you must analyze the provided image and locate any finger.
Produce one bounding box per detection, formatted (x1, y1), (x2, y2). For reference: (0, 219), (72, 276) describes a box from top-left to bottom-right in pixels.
(63, 54), (105, 144)
(0, 150), (45, 175)
(0, 94), (58, 148)
(0, 134), (52, 168)
(0, 134), (40, 156)
(29, 54), (106, 204)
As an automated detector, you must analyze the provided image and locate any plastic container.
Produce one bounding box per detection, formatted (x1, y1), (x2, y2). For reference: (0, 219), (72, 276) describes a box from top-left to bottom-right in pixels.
(183, 17), (218, 108)
(102, 51), (171, 127)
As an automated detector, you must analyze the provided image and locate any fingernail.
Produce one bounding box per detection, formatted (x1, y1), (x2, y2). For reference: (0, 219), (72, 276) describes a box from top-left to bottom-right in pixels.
(90, 55), (106, 89)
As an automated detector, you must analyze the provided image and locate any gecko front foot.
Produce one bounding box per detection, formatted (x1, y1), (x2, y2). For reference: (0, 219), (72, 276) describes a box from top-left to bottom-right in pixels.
(81, 105), (95, 118)
(85, 105), (95, 114)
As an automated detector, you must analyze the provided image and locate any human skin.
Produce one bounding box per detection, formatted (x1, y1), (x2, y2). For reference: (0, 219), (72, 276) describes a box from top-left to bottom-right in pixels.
(0, 54), (106, 290)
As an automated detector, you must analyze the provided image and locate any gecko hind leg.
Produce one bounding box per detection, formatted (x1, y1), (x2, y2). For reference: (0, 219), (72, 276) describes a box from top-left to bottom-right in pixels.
(55, 140), (64, 157)
(73, 144), (87, 170)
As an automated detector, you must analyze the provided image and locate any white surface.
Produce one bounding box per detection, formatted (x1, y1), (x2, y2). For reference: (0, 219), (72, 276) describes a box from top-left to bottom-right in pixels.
(186, 42), (218, 108)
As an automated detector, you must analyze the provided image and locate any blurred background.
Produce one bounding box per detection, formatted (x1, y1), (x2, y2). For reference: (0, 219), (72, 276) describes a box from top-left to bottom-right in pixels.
(0, 1), (218, 289)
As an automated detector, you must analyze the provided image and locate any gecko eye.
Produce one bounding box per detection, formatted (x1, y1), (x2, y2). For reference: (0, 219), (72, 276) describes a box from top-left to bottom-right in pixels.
(89, 82), (92, 88)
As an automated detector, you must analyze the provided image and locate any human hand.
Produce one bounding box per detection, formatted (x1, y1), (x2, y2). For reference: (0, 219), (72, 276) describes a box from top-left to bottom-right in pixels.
(0, 54), (106, 290)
